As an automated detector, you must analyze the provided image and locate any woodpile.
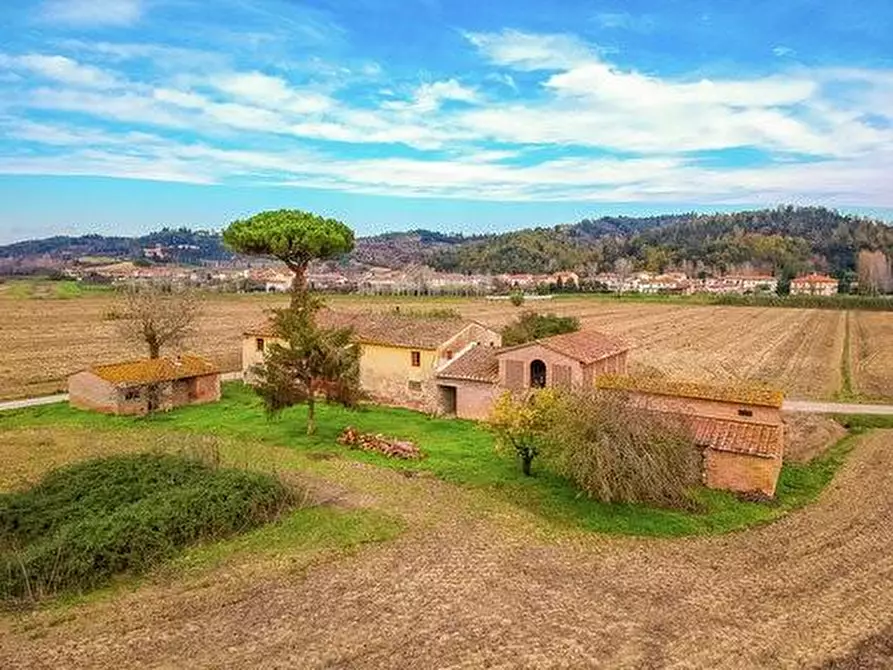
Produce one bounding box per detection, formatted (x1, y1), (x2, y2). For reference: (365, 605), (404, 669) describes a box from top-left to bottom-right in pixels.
(337, 426), (424, 460)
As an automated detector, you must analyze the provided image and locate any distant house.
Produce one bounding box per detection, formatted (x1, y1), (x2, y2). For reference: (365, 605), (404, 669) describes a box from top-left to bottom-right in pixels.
(435, 330), (630, 420)
(702, 274), (778, 294)
(791, 273), (838, 296)
(596, 376), (785, 496)
(69, 355), (221, 415)
(243, 311), (501, 412)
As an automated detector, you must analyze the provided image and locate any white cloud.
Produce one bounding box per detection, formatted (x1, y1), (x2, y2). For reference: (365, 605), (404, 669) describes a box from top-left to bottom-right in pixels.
(211, 71), (333, 114)
(2, 28), (893, 209)
(773, 46), (796, 58)
(40, 0), (145, 27)
(465, 30), (594, 71)
(383, 79), (478, 113)
(0, 54), (119, 89)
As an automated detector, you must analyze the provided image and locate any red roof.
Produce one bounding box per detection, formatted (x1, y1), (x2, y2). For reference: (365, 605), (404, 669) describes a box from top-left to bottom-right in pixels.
(497, 330), (630, 365)
(86, 355), (219, 386)
(691, 417), (783, 458)
(245, 310), (487, 350)
(436, 344), (499, 383)
(792, 273), (837, 283)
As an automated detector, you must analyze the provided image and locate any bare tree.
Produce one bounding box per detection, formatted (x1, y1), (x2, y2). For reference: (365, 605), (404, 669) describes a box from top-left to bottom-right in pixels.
(116, 282), (202, 359)
(857, 250), (892, 295)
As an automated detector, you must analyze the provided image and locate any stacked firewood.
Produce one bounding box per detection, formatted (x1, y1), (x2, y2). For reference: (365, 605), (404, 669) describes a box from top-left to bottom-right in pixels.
(337, 426), (424, 460)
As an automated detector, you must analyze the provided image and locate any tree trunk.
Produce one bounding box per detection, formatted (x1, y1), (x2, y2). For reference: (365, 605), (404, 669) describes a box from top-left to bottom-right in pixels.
(306, 394), (316, 435)
(522, 453), (533, 477)
(287, 262), (308, 309)
(148, 340), (160, 359)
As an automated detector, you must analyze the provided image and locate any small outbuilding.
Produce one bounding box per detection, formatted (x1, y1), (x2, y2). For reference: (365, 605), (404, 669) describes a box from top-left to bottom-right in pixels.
(68, 355), (221, 415)
(596, 375), (785, 497)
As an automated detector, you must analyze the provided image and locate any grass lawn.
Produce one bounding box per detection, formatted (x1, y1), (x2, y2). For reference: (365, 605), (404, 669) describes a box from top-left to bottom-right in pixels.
(3, 383), (876, 538)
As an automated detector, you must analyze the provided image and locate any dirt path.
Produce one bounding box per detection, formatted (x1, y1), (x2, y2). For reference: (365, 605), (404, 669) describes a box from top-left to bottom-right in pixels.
(3, 431), (893, 669)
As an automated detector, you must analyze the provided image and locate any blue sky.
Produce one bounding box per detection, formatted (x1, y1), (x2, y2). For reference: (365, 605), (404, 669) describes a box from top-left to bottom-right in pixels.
(0, 0), (892, 243)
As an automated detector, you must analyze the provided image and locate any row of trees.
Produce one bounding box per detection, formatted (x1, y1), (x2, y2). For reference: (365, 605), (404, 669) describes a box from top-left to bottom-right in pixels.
(430, 206), (893, 283)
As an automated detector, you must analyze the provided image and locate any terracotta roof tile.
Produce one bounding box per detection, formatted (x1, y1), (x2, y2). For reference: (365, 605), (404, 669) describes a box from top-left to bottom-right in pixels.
(596, 375), (784, 408)
(436, 344), (499, 383)
(88, 355), (219, 386)
(497, 330), (630, 365)
(691, 417), (783, 458)
(245, 310), (483, 350)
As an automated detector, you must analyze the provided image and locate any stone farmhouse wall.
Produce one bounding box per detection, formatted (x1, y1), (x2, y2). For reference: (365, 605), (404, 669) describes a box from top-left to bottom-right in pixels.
(244, 322), (502, 414)
(69, 371), (220, 416)
(497, 344), (627, 390)
(448, 379), (503, 420)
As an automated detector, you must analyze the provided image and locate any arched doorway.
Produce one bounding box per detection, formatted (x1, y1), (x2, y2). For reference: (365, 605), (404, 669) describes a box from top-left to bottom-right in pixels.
(530, 359), (547, 388)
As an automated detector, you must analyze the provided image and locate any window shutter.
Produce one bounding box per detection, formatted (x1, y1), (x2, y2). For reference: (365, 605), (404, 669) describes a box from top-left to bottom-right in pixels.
(504, 360), (524, 390)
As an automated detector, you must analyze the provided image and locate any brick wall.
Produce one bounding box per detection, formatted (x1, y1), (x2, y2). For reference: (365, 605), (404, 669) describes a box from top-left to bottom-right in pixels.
(705, 449), (782, 497)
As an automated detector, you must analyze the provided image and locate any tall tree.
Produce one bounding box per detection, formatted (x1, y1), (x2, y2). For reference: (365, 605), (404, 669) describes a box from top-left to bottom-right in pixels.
(857, 250), (892, 295)
(222, 209), (354, 306)
(116, 282), (201, 359)
(252, 292), (362, 434)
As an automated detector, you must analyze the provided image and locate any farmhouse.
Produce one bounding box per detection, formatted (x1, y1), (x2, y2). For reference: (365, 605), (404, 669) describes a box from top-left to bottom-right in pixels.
(791, 273), (839, 296)
(596, 375), (785, 496)
(436, 330), (630, 420)
(68, 355), (221, 415)
(243, 311), (501, 411)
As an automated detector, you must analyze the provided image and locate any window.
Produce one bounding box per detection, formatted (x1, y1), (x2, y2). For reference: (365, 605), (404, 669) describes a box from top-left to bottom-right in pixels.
(124, 388), (141, 401)
(256, 338), (265, 352)
(411, 351), (421, 367)
(408, 380), (422, 392)
(530, 359), (547, 388)
(737, 408), (754, 418)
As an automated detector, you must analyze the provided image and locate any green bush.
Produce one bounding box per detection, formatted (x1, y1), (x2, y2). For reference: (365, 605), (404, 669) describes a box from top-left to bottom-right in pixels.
(0, 453), (298, 603)
(501, 311), (580, 346)
(542, 390), (701, 509)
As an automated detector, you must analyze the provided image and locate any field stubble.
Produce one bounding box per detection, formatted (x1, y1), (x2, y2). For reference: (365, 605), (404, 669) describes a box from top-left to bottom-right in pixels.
(0, 292), (888, 402)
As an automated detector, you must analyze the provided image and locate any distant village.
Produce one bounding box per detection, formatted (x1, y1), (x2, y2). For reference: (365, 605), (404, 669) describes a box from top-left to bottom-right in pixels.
(59, 241), (841, 297)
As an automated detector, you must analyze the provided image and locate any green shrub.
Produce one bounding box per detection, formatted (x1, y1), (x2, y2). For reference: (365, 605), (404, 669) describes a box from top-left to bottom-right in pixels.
(509, 290), (525, 307)
(501, 311), (580, 346)
(0, 453), (298, 603)
(542, 390), (701, 509)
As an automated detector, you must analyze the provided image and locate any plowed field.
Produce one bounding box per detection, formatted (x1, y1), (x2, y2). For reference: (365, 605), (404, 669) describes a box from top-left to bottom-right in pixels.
(2, 292), (889, 402)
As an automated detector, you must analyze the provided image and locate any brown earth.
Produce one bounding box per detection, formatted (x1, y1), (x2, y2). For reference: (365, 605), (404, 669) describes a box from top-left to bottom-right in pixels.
(2, 292), (877, 403)
(782, 412), (848, 463)
(2, 429), (892, 669)
(851, 310), (893, 400)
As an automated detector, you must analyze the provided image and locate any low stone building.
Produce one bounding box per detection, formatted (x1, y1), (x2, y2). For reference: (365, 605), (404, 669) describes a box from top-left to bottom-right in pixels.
(435, 330), (630, 420)
(243, 311), (501, 412)
(68, 355), (221, 415)
(596, 375), (785, 496)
